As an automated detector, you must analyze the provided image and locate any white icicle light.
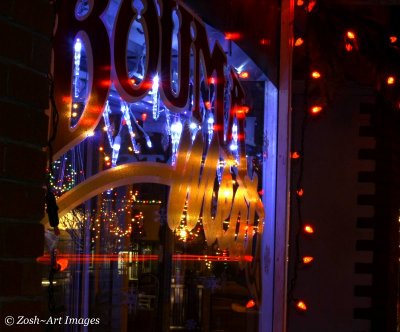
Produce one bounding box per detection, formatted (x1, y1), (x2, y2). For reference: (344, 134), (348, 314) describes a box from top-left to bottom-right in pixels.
(152, 74), (160, 120)
(111, 135), (121, 167)
(170, 119), (183, 165)
(73, 39), (82, 98)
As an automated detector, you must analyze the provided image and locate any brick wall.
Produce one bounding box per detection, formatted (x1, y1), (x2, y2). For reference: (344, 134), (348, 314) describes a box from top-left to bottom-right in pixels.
(0, 0), (52, 330)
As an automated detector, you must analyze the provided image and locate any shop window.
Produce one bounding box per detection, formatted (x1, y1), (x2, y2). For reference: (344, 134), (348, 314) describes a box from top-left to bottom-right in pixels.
(39, 0), (278, 331)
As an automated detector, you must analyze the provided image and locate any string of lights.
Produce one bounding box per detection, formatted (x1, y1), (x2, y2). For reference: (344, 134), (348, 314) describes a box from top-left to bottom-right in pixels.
(289, 0), (400, 314)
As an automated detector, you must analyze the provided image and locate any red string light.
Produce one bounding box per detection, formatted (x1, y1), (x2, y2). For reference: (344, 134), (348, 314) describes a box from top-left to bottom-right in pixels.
(296, 300), (308, 311)
(302, 256), (314, 264)
(295, 37), (304, 46)
(303, 224), (315, 234)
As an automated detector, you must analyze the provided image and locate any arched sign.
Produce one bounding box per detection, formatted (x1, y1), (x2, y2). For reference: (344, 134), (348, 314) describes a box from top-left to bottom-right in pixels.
(49, 0), (265, 258)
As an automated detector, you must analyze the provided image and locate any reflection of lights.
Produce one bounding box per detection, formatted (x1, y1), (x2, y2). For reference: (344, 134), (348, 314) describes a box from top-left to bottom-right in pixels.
(239, 71), (249, 79)
(42, 280), (57, 285)
(171, 119), (183, 164)
(179, 228), (188, 241)
(57, 258), (69, 271)
(189, 122), (197, 130)
(37, 254), (254, 264)
(111, 135), (121, 167)
(225, 32), (241, 40)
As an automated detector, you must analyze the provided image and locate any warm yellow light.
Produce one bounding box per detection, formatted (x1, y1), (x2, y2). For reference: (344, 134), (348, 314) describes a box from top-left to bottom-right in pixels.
(296, 300), (307, 311)
(311, 71), (321, 79)
(304, 225), (314, 234)
(104, 156), (110, 162)
(302, 256), (314, 264)
(387, 76), (395, 85)
(295, 38), (304, 46)
(72, 103), (79, 109)
(71, 111), (78, 118)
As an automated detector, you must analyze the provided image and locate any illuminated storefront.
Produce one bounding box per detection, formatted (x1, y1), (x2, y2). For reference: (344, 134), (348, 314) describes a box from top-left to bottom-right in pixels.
(39, 0), (291, 331)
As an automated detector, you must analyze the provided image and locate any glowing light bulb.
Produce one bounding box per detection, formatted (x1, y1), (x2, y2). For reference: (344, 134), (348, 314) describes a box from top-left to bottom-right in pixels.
(74, 39), (82, 53)
(152, 74), (159, 91)
(311, 71), (321, 79)
(71, 111), (78, 118)
(239, 71), (249, 79)
(296, 188), (304, 197)
(225, 32), (241, 40)
(295, 38), (304, 46)
(302, 256), (314, 264)
(304, 225), (314, 234)
(296, 300), (307, 311)
(387, 76), (395, 85)
(291, 152), (300, 159)
(72, 103), (79, 109)
(390, 36), (397, 44)
(246, 300), (256, 309)
(310, 106), (322, 115)
(346, 31), (356, 40)
(189, 122), (197, 130)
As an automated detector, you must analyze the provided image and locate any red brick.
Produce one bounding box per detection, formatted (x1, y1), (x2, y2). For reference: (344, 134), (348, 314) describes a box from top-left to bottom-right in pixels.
(0, 21), (32, 66)
(0, 101), (48, 146)
(0, 222), (44, 258)
(0, 143), (47, 183)
(12, 0), (53, 36)
(7, 64), (49, 109)
(0, 260), (43, 296)
(0, 181), (45, 219)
